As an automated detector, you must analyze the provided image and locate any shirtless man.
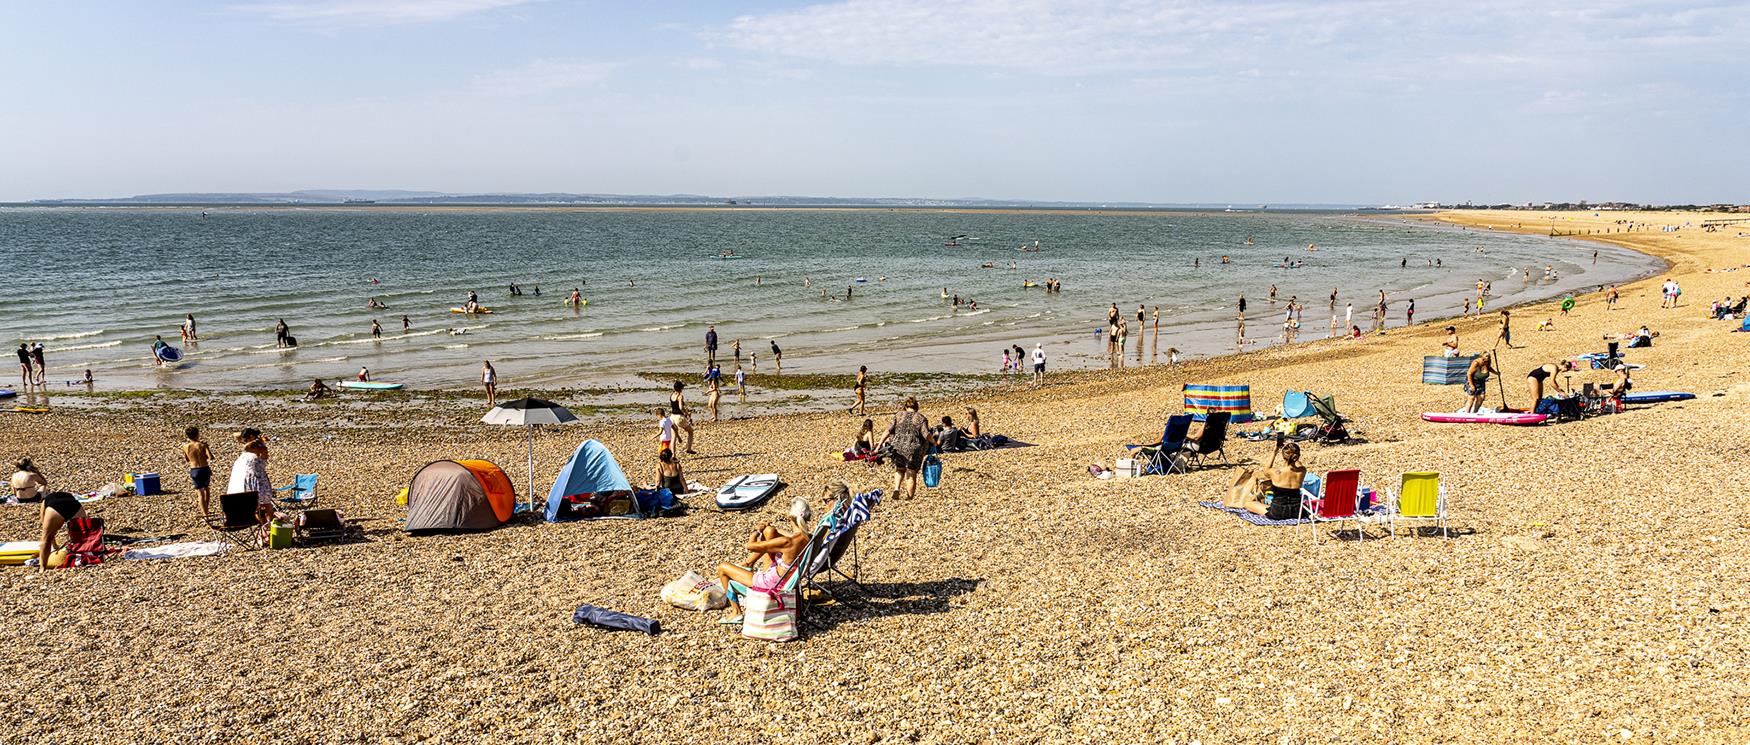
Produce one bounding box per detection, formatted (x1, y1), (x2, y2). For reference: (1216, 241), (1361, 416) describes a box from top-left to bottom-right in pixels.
(182, 426), (213, 518)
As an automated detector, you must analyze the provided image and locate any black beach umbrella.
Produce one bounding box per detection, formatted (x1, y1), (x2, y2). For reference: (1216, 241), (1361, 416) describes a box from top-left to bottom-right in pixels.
(480, 397), (579, 508)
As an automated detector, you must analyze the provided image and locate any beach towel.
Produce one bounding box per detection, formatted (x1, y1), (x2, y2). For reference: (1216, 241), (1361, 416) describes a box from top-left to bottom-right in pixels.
(1198, 501), (1310, 526)
(121, 542), (231, 561)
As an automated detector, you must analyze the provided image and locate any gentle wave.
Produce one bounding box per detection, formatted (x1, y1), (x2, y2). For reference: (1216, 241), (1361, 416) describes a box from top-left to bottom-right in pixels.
(539, 332), (604, 340)
(58, 339), (124, 352)
(35, 328), (106, 341)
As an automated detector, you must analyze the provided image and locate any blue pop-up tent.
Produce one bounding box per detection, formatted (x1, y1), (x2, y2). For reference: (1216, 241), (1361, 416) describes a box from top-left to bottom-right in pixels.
(545, 439), (634, 522)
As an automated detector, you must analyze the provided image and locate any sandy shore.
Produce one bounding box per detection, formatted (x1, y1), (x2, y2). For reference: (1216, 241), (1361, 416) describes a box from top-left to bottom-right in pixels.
(3, 210), (1748, 743)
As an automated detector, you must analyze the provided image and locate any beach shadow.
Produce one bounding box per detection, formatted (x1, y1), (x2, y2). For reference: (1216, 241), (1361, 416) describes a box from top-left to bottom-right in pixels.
(806, 576), (982, 631)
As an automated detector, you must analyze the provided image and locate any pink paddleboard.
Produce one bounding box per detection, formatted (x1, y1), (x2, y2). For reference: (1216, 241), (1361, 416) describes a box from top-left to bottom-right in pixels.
(1422, 412), (1548, 425)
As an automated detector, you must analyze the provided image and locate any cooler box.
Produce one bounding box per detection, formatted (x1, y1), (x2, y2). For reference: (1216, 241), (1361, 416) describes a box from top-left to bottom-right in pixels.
(128, 472), (162, 496)
(267, 522), (294, 549)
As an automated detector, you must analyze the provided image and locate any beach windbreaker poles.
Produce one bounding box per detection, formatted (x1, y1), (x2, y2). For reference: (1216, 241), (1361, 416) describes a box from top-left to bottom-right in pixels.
(481, 397), (579, 510)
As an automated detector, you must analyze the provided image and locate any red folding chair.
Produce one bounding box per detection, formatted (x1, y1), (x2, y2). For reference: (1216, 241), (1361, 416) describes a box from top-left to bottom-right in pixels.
(1302, 469), (1364, 543)
(60, 517), (112, 568)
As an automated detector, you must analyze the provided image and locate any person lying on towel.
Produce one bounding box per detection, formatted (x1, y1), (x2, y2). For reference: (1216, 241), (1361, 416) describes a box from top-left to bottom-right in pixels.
(1222, 440), (1308, 521)
(714, 495), (817, 626)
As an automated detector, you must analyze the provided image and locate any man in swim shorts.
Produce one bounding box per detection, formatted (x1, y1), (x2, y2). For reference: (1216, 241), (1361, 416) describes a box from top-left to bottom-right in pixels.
(182, 426), (212, 518)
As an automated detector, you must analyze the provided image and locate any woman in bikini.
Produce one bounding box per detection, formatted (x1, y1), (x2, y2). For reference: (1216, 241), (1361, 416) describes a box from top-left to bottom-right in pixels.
(1223, 440), (1308, 520)
(714, 496), (816, 625)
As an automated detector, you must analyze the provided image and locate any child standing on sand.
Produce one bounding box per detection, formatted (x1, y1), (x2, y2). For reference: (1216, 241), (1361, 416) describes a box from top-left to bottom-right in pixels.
(182, 427), (212, 519)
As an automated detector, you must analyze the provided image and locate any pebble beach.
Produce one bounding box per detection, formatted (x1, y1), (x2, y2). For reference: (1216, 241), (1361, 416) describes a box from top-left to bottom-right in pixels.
(3, 209), (1748, 743)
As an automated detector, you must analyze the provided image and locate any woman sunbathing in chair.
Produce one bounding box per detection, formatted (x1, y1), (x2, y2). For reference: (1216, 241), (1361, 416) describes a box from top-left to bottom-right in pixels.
(714, 496), (815, 625)
(1223, 440), (1307, 521)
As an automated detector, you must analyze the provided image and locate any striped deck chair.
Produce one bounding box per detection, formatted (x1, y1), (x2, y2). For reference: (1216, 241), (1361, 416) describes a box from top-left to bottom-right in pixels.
(1184, 384), (1254, 423)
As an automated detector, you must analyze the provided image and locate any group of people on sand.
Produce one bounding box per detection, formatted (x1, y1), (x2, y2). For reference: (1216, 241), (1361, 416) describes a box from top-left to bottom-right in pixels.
(12, 424), (283, 570)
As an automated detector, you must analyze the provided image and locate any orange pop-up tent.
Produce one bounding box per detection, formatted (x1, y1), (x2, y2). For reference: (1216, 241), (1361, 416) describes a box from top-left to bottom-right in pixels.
(403, 459), (517, 533)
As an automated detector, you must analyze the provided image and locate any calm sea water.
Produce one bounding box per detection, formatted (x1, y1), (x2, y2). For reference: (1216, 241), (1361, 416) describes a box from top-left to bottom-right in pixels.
(0, 207), (1660, 390)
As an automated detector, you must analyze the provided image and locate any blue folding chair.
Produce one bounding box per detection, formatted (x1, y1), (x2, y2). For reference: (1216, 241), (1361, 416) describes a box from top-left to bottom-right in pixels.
(275, 473), (319, 508)
(1127, 414), (1194, 475)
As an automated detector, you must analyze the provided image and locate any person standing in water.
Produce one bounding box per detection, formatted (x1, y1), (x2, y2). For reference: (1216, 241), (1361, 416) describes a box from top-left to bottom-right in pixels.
(1237, 294), (1247, 321)
(850, 365), (868, 415)
(1151, 306), (1161, 361)
(401, 315), (411, 332)
(481, 360), (497, 407)
(732, 339), (742, 363)
(16, 343), (33, 388)
(182, 426), (213, 519)
(274, 319), (290, 348)
(182, 314), (198, 341)
(30, 343), (45, 385)
(371, 319), (382, 339)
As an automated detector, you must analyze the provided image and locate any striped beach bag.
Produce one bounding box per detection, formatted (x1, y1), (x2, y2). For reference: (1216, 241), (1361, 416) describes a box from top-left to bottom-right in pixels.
(1422, 355), (1475, 385)
(1183, 384), (1254, 423)
(740, 565), (798, 642)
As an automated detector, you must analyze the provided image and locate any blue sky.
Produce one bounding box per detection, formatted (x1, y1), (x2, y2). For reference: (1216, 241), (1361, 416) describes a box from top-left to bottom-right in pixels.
(1, 0), (1744, 203)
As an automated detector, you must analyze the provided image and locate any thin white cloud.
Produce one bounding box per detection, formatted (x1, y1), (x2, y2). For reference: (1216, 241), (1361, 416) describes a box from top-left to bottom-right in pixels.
(715, 0), (1746, 78)
(469, 60), (618, 96)
(237, 0), (534, 25)
(673, 57), (726, 71)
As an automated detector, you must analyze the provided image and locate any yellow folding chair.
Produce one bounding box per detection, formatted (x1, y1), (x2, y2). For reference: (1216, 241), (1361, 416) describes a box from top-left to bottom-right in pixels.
(1389, 471), (1448, 538)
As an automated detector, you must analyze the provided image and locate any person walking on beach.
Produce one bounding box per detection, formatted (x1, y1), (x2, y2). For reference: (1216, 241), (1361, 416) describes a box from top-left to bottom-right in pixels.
(669, 381), (696, 454)
(182, 427), (212, 519)
(705, 325), (718, 365)
(1031, 343), (1046, 383)
(371, 319), (382, 339)
(850, 365), (868, 415)
(1607, 285), (1620, 310)
(1237, 294), (1247, 321)
(734, 365), (747, 404)
(1495, 310), (1514, 349)
(481, 360), (498, 407)
(876, 397), (933, 500)
(769, 340), (782, 372)
(274, 318), (290, 348)
(29, 343), (45, 385)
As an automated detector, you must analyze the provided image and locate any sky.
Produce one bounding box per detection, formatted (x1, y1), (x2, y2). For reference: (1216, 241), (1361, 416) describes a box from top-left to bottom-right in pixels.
(1, 0), (1745, 204)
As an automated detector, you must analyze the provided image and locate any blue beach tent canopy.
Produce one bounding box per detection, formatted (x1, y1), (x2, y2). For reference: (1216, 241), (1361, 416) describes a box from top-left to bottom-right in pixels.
(545, 439), (634, 522)
(1281, 390), (1315, 419)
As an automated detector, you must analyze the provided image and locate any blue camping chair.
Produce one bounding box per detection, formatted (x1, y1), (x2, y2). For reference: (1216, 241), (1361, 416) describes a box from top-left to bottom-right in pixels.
(1127, 414), (1194, 475)
(275, 473), (319, 508)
